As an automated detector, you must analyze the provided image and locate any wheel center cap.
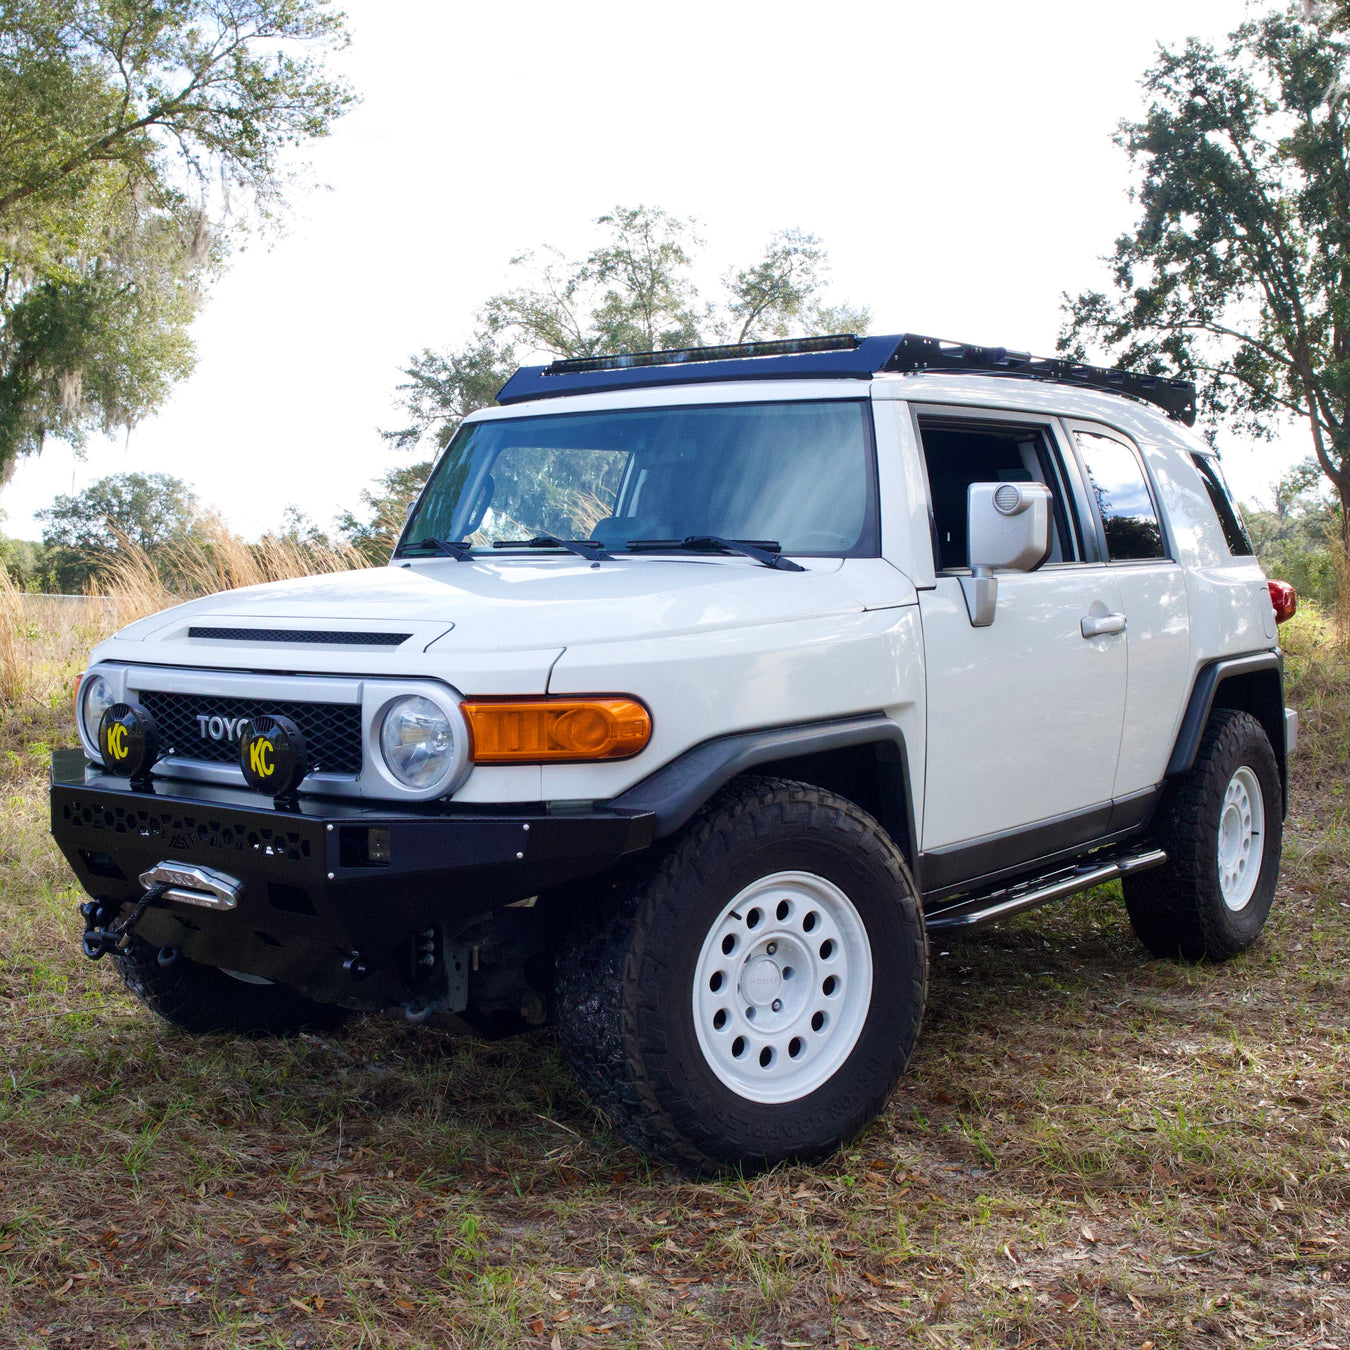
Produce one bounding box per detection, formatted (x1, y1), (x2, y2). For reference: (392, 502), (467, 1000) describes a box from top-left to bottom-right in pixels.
(742, 957), (782, 1006)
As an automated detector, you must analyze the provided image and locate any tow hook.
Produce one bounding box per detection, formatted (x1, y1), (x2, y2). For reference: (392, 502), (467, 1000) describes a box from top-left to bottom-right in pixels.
(79, 882), (168, 960)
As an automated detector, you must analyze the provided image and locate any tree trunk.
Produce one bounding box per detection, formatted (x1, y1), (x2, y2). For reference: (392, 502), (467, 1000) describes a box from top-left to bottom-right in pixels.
(1336, 480), (1350, 650)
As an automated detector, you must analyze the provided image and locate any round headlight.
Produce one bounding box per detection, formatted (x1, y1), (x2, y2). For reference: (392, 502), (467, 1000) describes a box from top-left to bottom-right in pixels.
(80, 674), (115, 758)
(379, 696), (454, 789)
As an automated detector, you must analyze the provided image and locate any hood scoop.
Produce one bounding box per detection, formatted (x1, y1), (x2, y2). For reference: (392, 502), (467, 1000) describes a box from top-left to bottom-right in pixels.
(187, 626), (412, 647)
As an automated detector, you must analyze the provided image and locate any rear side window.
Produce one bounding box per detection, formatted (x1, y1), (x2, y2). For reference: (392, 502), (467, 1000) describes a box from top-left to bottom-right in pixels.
(1191, 453), (1254, 556)
(1074, 430), (1166, 561)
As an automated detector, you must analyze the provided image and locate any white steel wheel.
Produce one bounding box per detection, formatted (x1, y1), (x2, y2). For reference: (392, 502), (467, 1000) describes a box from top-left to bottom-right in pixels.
(692, 870), (873, 1104)
(1218, 765), (1264, 912)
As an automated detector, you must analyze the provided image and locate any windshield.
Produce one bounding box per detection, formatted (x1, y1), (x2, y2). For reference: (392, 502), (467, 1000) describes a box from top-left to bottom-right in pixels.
(399, 399), (878, 557)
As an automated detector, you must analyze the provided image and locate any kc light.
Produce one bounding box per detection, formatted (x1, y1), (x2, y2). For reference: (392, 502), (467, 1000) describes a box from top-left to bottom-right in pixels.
(97, 702), (160, 783)
(79, 673), (115, 760)
(239, 715), (310, 799)
(462, 697), (651, 763)
(379, 695), (456, 789)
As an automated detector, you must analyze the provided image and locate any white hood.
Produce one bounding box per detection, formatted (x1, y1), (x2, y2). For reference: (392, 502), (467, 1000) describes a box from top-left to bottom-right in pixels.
(119, 555), (912, 653)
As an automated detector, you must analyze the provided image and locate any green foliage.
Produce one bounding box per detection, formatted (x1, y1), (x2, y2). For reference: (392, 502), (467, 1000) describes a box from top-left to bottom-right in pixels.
(36, 469), (201, 589)
(336, 462), (434, 563)
(267, 504), (335, 551)
(0, 527), (47, 587)
(1059, 5), (1350, 531)
(1245, 457), (1344, 609)
(0, 0), (355, 477)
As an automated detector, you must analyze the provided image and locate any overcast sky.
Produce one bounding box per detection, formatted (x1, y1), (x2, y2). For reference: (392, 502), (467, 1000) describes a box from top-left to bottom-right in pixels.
(1, 0), (1306, 541)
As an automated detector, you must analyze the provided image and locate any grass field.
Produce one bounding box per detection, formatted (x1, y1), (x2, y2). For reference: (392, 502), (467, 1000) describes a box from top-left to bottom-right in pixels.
(0, 599), (1346, 1349)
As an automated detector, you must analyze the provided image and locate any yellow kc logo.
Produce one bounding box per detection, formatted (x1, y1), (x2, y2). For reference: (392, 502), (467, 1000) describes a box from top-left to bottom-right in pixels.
(104, 722), (128, 761)
(249, 738), (274, 778)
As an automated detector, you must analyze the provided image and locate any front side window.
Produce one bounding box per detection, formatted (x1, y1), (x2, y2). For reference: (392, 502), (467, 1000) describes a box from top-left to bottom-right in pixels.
(1191, 453), (1254, 556)
(915, 417), (1079, 570)
(401, 400), (878, 557)
(1074, 430), (1166, 561)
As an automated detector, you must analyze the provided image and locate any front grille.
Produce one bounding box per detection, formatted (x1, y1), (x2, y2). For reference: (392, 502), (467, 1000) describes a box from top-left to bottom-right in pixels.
(187, 627), (410, 646)
(139, 691), (362, 775)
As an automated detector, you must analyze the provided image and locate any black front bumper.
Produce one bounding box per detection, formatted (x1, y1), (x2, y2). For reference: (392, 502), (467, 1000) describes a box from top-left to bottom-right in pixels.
(50, 749), (654, 1008)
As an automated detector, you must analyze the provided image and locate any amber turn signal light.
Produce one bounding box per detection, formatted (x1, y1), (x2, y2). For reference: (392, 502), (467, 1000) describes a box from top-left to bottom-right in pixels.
(462, 697), (652, 763)
(1267, 579), (1297, 625)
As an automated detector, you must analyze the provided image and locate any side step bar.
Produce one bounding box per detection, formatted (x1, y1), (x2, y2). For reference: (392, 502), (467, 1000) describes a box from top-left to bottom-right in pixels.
(924, 846), (1167, 932)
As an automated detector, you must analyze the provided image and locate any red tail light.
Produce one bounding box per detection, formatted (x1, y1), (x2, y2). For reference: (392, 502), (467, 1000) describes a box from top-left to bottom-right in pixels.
(1267, 579), (1297, 624)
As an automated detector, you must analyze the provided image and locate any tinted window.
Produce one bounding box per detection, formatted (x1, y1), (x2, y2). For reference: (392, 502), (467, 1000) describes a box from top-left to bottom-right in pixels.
(1074, 431), (1166, 561)
(1191, 453), (1254, 556)
(916, 419), (1078, 569)
(404, 401), (877, 557)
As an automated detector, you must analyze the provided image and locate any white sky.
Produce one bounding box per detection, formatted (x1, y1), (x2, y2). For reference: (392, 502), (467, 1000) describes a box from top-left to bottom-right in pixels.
(0, 0), (1308, 540)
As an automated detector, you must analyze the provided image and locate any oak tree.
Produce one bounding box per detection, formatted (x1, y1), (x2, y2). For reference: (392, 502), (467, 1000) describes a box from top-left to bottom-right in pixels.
(1060, 5), (1350, 546)
(0, 0), (354, 477)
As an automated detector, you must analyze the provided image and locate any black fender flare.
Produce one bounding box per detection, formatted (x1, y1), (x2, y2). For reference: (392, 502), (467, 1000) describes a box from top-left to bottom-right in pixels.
(611, 712), (917, 861)
(1167, 651), (1287, 807)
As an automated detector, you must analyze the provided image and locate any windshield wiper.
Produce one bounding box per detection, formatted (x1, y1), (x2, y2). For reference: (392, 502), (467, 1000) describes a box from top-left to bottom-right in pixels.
(492, 535), (613, 566)
(625, 536), (805, 572)
(400, 536), (474, 560)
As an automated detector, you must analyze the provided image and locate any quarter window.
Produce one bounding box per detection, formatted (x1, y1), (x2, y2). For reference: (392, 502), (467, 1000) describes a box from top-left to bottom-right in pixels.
(1074, 430), (1166, 561)
(1191, 453), (1254, 556)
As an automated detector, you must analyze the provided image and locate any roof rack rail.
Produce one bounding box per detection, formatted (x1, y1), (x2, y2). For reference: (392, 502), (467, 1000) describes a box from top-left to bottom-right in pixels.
(493, 331), (1197, 425)
(495, 333), (899, 404)
(882, 334), (1196, 426)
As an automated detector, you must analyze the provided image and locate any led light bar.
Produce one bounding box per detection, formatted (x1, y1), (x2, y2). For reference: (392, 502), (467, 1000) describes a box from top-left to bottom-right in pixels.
(545, 333), (861, 376)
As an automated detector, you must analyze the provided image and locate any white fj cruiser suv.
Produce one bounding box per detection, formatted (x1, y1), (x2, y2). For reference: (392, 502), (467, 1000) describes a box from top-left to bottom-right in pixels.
(53, 332), (1298, 1174)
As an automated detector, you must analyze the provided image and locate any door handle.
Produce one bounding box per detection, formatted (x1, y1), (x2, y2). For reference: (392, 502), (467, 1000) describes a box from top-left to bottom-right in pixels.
(1081, 612), (1127, 638)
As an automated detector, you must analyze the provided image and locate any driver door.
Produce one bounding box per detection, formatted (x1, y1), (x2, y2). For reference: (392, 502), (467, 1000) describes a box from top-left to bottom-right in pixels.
(913, 409), (1127, 888)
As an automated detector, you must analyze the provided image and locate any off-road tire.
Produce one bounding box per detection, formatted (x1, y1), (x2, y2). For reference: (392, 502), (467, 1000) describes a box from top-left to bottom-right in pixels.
(556, 777), (927, 1175)
(1124, 708), (1282, 963)
(114, 934), (348, 1036)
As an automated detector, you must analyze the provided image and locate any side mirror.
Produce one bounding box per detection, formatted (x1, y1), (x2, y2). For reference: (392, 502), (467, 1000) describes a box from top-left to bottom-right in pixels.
(959, 482), (1053, 627)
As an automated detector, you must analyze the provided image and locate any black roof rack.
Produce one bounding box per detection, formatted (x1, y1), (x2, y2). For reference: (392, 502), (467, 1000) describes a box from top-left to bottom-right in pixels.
(882, 334), (1196, 426)
(494, 331), (1197, 425)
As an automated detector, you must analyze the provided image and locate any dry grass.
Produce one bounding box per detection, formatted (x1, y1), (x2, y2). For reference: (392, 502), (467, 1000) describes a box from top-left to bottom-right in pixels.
(0, 603), (1347, 1349)
(94, 521), (373, 632)
(0, 572), (99, 710)
(1331, 531), (1350, 655)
